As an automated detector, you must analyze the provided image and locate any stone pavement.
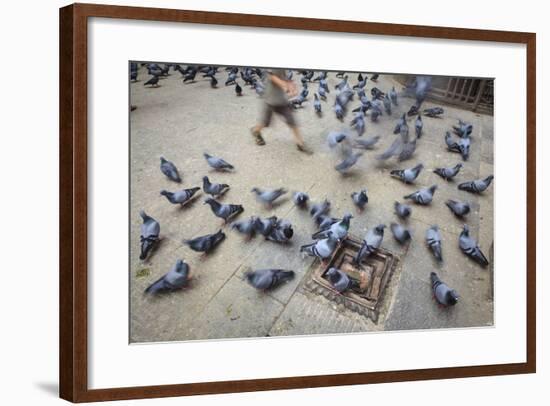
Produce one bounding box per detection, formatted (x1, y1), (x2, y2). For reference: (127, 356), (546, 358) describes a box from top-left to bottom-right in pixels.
(129, 65), (493, 343)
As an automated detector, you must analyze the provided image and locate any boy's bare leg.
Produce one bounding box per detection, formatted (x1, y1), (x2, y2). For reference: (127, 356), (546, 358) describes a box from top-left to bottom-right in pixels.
(291, 126), (313, 154)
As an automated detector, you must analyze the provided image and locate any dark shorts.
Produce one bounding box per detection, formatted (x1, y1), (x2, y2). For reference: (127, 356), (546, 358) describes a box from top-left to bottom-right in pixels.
(261, 103), (297, 127)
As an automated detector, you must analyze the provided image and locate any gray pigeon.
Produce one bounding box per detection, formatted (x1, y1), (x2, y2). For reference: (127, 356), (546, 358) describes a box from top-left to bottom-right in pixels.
(404, 185), (437, 205)
(145, 259), (190, 294)
(459, 224), (489, 267)
(316, 214), (339, 231)
(389, 86), (398, 106)
(300, 232), (339, 260)
(245, 269), (295, 290)
(184, 229), (225, 253)
(390, 222), (412, 244)
(204, 198), (244, 223)
(430, 272), (459, 306)
(310, 199), (331, 220)
(202, 176), (229, 197)
(393, 113), (407, 134)
(293, 191), (309, 208)
(394, 201), (412, 219)
(398, 138), (417, 161)
(445, 199), (471, 217)
(351, 189), (369, 210)
(434, 163), (463, 181)
(445, 131), (461, 153)
(314, 93), (322, 114)
(160, 187), (200, 206)
(144, 75), (160, 87)
(355, 135), (380, 149)
(415, 114), (423, 138)
(424, 107), (444, 117)
(160, 157), (181, 183)
(390, 163), (423, 184)
(335, 152), (363, 173)
(253, 216), (279, 238)
(327, 131), (348, 148)
(312, 213), (353, 240)
(334, 102), (344, 120)
(204, 153), (234, 170)
(377, 137), (402, 161)
(231, 216), (257, 239)
(325, 267), (359, 293)
(354, 224), (385, 264)
(139, 210), (160, 260)
(426, 225), (443, 261)
(383, 94), (392, 115)
(458, 175), (494, 193)
(457, 136), (471, 161)
(251, 187), (287, 206)
(452, 119), (473, 138)
(266, 219), (294, 243)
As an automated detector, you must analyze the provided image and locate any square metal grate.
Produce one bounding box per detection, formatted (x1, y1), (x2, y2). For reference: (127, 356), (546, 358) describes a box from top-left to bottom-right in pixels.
(304, 235), (399, 323)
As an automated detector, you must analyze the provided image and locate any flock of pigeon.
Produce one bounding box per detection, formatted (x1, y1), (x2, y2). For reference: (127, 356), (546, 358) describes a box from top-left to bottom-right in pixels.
(134, 62), (493, 310)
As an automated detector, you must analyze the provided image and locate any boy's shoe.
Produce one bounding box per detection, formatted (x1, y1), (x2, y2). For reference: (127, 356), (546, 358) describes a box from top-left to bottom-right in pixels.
(250, 127), (266, 145)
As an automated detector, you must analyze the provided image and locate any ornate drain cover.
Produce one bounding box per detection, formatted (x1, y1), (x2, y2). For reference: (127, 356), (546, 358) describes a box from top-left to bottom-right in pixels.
(304, 235), (399, 323)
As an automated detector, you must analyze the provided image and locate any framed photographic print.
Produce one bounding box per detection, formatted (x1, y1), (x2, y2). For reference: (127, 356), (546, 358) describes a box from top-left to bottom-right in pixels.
(59, 3), (536, 402)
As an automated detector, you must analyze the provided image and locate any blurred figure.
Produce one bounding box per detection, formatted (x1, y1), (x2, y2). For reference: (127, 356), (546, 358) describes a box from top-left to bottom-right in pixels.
(251, 68), (313, 154)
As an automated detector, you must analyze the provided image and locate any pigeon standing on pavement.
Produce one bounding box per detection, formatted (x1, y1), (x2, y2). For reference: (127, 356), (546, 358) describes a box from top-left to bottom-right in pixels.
(204, 153), (235, 171)
(184, 230), (226, 253)
(459, 224), (489, 267)
(245, 269), (295, 291)
(253, 216), (279, 238)
(144, 75), (160, 87)
(415, 114), (423, 138)
(231, 216), (257, 239)
(430, 272), (459, 307)
(424, 107), (444, 117)
(354, 224), (386, 264)
(293, 191), (309, 208)
(445, 199), (471, 217)
(458, 175), (494, 193)
(404, 185), (437, 205)
(390, 163), (424, 184)
(351, 189), (369, 210)
(160, 157), (181, 183)
(312, 213), (353, 240)
(300, 232), (339, 260)
(314, 93), (322, 115)
(139, 210), (160, 260)
(144, 259), (190, 294)
(434, 163), (463, 181)
(426, 225), (443, 262)
(235, 81), (242, 96)
(389, 86), (398, 105)
(160, 187), (200, 206)
(390, 223), (412, 244)
(394, 201), (412, 219)
(204, 198), (244, 223)
(202, 176), (229, 197)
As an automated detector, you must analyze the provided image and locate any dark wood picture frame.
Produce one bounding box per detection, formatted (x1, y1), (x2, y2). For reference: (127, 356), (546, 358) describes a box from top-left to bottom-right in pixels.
(59, 3), (536, 402)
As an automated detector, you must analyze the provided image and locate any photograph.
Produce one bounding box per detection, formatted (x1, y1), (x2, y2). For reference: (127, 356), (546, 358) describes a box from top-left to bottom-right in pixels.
(129, 62), (495, 343)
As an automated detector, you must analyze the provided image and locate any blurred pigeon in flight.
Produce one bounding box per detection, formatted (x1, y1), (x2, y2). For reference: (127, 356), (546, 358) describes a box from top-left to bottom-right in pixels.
(310, 199), (331, 220)
(335, 152), (363, 173)
(355, 135), (380, 150)
(231, 216), (257, 239)
(251, 187), (287, 206)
